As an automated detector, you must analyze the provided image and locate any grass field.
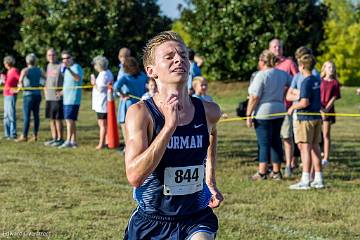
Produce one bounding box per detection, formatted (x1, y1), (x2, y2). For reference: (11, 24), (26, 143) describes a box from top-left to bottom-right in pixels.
(1, 82), (360, 239)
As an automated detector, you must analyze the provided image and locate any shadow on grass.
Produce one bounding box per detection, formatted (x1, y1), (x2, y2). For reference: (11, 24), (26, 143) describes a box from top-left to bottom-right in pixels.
(217, 136), (360, 180)
(218, 138), (258, 163)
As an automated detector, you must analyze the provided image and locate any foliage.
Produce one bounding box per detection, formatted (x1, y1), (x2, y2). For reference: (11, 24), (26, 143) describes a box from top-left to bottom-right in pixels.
(172, 20), (191, 46)
(1, 85), (360, 239)
(13, 0), (171, 77)
(180, 0), (327, 81)
(0, 0), (23, 71)
(317, 0), (360, 86)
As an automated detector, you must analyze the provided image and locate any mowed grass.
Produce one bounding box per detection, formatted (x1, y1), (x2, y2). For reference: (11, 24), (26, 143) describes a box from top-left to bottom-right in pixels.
(0, 82), (360, 239)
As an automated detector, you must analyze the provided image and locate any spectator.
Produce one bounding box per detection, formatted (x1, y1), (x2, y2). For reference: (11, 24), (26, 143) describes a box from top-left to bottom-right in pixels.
(114, 47), (131, 145)
(113, 57), (147, 144)
(117, 47), (131, 80)
(58, 50), (83, 149)
(192, 76), (228, 118)
(141, 78), (157, 100)
(269, 38), (299, 176)
(192, 76), (213, 102)
(2, 56), (20, 140)
(246, 50), (291, 180)
(285, 46), (320, 177)
(187, 49), (202, 95)
(91, 56), (114, 149)
(320, 60), (341, 167)
(16, 53), (43, 142)
(288, 54), (324, 190)
(43, 48), (65, 147)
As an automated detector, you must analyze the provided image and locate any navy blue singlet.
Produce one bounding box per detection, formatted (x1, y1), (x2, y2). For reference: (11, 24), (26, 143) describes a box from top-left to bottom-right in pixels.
(134, 96), (211, 216)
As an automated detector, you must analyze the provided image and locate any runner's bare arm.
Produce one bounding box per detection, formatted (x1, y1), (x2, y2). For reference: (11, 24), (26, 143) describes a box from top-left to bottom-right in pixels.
(203, 101), (224, 208)
(125, 95), (179, 188)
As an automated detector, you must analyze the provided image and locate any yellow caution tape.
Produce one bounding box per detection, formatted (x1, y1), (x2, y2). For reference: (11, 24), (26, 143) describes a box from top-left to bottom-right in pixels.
(219, 112), (360, 123)
(1, 85), (358, 118)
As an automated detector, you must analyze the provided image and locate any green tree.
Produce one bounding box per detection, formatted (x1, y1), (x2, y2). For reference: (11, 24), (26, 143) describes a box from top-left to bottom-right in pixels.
(0, 0), (23, 71)
(172, 20), (191, 46)
(317, 0), (360, 86)
(180, 0), (327, 81)
(15, 0), (171, 75)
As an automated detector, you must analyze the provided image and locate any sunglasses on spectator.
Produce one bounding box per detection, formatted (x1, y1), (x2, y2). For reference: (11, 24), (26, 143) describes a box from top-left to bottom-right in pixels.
(62, 56), (71, 60)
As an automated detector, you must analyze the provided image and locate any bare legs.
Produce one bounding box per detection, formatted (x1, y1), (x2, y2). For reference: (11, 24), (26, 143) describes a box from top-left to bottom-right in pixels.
(50, 119), (63, 140)
(96, 119), (107, 149)
(65, 119), (76, 143)
(322, 121), (331, 162)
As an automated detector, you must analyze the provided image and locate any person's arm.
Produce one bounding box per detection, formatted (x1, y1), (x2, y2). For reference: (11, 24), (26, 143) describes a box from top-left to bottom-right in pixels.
(246, 94), (259, 128)
(113, 75), (125, 93)
(290, 60), (299, 76)
(288, 98), (309, 115)
(288, 78), (311, 115)
(14, 68), (27, 93)
(286, 87), (300, 102)
(203, 100), (223, 208)
(125, 94), (179, 187)
(324, 96), (337, 112)
(66, 64), (81, 81)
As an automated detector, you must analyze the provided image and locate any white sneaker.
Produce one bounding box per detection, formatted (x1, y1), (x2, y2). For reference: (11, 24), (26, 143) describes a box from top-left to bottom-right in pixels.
(310, 180), (325, 189)
(58, 141), (72, 149)
(289, 181), (310, 190)
(44, 139), (56, 146)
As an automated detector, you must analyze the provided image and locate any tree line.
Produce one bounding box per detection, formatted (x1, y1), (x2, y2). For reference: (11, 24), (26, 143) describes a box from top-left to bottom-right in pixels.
(0, 0), (171, 76)
(1, 0), (360, 85)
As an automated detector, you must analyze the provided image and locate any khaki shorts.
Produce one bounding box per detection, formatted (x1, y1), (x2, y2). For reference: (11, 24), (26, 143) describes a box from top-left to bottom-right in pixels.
(281, 115), (293, 139)
(295, 120), (322, 144)
(292, 112), (299, 140)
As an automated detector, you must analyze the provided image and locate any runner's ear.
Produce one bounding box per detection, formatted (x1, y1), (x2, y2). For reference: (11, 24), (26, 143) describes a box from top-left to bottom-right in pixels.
(145, 65), (157, 79)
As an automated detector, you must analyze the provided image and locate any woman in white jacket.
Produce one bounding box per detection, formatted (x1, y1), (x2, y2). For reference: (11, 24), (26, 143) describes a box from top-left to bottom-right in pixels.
(91, 56), (114, 149)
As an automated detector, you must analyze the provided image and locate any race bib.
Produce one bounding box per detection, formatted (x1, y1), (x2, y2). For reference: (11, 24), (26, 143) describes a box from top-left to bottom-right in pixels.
(163, 165), (204, 196)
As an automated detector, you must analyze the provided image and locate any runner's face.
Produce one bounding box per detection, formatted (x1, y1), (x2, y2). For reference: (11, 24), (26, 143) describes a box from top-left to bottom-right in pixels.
(151, 41), (189, 84)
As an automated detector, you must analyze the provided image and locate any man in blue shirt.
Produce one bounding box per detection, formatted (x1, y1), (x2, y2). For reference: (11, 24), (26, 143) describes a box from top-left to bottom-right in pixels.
(58, 50), (83, 149)
(287, 54), (324, 190)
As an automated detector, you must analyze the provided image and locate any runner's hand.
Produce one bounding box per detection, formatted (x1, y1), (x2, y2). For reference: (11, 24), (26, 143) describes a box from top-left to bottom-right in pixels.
(162, 93), (179, 132)
(208, 185), (223, 208)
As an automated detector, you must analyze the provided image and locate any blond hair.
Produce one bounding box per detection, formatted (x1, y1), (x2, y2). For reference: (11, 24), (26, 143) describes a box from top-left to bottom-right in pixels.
(192, 76), (206, 89)
(298, 54), (316, 71)
(320, 60), (337, 79)
(143, 31), (186, 67)
(259, 49), (278, 68)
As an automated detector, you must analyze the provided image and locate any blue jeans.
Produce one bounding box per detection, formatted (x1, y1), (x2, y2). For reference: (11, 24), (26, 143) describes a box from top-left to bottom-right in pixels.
(22, 95), (41, 137)
(4, 95), (17, 138)
(254, 118), (284, 164)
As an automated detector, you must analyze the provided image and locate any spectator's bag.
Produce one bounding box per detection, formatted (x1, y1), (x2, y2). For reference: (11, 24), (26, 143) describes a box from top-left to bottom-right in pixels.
(236, 99), (248, 118)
